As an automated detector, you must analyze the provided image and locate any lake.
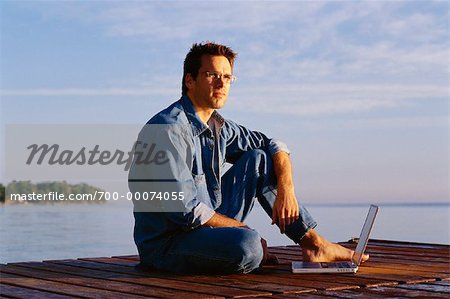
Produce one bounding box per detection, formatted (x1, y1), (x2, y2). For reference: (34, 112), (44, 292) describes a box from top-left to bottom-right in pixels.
(1, 202), (449, 263)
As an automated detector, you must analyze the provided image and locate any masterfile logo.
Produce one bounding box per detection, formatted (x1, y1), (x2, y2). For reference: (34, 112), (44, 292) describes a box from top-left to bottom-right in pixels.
(5, 124), (183, 181)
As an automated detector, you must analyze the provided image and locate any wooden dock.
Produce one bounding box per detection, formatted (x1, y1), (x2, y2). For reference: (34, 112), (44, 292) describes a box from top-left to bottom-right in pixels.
(1, 239), (449, 298)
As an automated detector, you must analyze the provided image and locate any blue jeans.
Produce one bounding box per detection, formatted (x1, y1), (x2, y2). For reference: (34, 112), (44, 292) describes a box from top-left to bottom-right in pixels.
(147, 150), (317, 274)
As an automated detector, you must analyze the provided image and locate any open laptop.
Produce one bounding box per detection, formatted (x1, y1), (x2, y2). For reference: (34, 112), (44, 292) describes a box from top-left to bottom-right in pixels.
(292, 205), (379, 273)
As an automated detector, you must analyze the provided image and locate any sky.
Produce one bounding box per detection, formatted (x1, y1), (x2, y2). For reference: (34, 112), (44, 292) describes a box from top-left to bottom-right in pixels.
(0, 1), (448, 204)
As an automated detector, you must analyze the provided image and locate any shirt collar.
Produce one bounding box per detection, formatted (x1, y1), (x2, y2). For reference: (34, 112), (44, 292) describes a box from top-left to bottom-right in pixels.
(180, 95), (225, 136)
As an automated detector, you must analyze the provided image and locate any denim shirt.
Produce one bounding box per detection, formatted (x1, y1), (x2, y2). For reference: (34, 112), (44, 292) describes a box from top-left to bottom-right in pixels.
(129, 95), (290, 258)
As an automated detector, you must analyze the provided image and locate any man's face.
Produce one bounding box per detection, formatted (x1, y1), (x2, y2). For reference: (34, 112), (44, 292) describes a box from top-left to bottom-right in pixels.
(186, 55), (232, 111)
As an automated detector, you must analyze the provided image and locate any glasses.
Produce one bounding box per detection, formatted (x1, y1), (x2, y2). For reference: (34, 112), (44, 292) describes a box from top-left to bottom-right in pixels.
(203, 71), (237, 84)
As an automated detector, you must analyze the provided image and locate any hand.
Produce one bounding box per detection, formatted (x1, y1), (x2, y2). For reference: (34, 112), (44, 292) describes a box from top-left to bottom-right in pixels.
(271, 188), (299, 233)
(203, 213), (252, 228)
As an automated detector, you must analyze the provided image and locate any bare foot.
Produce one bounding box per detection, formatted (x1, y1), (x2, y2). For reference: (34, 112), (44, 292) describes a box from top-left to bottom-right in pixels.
(300, 229), (369, 263)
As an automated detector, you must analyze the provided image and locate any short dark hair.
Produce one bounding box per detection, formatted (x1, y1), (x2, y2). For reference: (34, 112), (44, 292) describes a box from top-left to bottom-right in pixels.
(182, 42), (237, 95)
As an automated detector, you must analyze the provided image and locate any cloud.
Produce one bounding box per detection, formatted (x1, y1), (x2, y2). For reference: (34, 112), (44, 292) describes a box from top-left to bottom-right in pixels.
(9, 1), (447, 86)
(95, 2), (323, 39)
(0, 87), (177, 97)
(3, 2), (447, 119)
(3, 82), (444, 119)
(301, 116), (449, 130)
(230, 83), (447, 116)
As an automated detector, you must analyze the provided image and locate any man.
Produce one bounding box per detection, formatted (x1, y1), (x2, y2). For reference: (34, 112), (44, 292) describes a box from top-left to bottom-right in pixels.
(129, 42), (368, 274)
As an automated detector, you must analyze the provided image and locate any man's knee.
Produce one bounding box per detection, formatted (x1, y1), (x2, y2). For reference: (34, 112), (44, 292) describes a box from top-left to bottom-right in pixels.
(241, 149), (272, 177)
(232, 228), (264, 273)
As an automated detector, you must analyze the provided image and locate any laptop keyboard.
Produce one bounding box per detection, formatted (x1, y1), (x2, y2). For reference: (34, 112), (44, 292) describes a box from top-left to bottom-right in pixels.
(336, 262), (353, 268)
(320, 262), (353, 268)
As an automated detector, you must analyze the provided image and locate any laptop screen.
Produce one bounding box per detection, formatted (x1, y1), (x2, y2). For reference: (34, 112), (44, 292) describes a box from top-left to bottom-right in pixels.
(352, 205), (379, 265)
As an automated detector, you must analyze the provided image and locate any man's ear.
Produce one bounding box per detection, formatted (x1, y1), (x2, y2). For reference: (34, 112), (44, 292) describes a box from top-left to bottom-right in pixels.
(185, 73), (195, 90)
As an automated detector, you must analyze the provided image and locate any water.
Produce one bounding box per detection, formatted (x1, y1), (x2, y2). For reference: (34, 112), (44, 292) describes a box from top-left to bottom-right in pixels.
(1, 202), (449, 263)
(247, 203), (450, 246)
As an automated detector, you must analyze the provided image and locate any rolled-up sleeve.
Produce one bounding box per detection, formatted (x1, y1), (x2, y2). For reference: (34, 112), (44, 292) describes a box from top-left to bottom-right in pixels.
(223, 119), (290, 162)
(192, 202), (215, 226)
(268, 139), (291, 156)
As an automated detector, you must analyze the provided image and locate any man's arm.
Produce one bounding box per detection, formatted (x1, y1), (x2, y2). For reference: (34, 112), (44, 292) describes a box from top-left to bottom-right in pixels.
(271, 151), (299, 233)
(203, 212), (248, 228)
(220, 119), (296, 232)
(222, 119), (290, 163)
(203, 153), (299, 233)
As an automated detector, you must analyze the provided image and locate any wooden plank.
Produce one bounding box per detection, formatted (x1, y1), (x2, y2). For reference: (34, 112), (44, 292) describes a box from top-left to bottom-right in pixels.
(77, 257), (137, 267)
(315, 289), (389, 298)
(395, 282), (450, 293)
(429, 280), (450, 286)
(86, 255), (437, 289)
(228, 272), (360, 291)
(111, 255), (138, 259)
(0, 283), (75, 299)
(355, 264), (449, 279)
(275, 254), (450, 274)
(271, 247), (450, 266)
(269, 245), (450, 263)
(239, 262), (398, 288)
(365, 243), (450, 254)
(365, 253), (449, 264)
(73, 258), (315, 295)
(2, 239), (445, 299)
(161, 274), (313, 295)
(270, 252), (450, 275)
(320, 286), (448, 298)
(75, 257), (360, 291)
(58, 257), (356, 292)
(47, 259), (275, 298)
(339, 240), (450, 253)
(364, 247), (450, 260)
(0, 271), (148, 299)
(116, 255), (139, 261)
(152, 272), (316, 295)
(1, 265), (158, 299)
(353, 273), (436, 285)
(11, 262), (221, 299)
(283, 241), (450, 256)
(3, 262), (262, 299)
(48, 258), (152, 275)
(315, 280), (450, 297)
(105, 240), (449, 291)
(267, 247), (450, 273)
(362, 285), (449, 298)
(106, 256), (391, 289)
(266, 258), (438, 284)
(258, 258), (445, 284)
(352, 239), (450, 250)
(355, 256), (450, 270)
(361, 260), (450, 274)
(249, 293), (332, 299)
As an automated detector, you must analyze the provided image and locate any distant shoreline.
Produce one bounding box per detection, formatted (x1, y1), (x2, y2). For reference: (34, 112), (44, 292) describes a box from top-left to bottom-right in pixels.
(0, 181), (106, 205)
(1, 198), (107, 205)
(304, 202), (450, 207)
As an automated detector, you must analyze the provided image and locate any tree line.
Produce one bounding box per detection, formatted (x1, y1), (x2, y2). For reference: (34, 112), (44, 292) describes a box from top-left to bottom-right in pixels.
(0, 181), (105, 204)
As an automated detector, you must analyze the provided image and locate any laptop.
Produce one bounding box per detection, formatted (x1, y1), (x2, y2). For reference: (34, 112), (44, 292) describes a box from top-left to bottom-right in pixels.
(292, 205), (379, 273)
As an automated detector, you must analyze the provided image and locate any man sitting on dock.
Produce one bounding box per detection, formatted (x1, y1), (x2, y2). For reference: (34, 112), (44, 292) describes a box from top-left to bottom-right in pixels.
(129, 42), (368, 274)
